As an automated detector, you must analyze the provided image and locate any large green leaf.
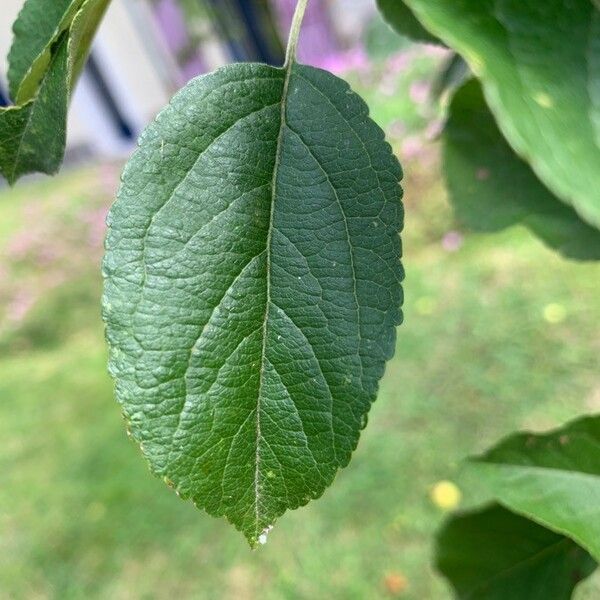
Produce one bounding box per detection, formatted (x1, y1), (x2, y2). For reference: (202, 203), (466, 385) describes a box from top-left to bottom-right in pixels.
(404, 0), (600, 229)
(103, 62), (404, 545)
(436, 504), (596, 599)
(444, 80), (600, 260)
(0, 0), (110, 184)
(466, 416), (600, 561)
(376, 0), (441, 45)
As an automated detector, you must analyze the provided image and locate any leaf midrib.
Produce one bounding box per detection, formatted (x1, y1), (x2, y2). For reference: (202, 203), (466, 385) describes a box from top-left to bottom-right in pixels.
(254, 59), (293, 539)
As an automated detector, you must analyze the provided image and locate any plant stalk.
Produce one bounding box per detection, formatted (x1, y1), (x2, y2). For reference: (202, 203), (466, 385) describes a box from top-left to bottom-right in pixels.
(285, 0), (309, 67)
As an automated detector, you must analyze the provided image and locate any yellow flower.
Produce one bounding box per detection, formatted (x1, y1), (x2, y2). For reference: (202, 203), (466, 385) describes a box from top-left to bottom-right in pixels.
(543, 303), (567, 324)
(415, 296), (436, 316)
(430, 480), (462, 510)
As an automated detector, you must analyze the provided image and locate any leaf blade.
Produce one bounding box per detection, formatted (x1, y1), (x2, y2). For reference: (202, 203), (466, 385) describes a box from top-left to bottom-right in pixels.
(444, 80), (600, 260)
(0, 34), (69, 184)
(436, 504), (596, 600)
(466, 416), (600, 561)
(0, 0), (110, 184)
(404, 0), (600, 229)
(103, 62), (404, 544)
(376, 0), (442, 46)
(8, 0), (84, 102)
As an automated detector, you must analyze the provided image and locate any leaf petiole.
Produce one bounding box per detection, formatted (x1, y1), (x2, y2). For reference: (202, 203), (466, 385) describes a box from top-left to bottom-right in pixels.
(285, 0), (309, 67)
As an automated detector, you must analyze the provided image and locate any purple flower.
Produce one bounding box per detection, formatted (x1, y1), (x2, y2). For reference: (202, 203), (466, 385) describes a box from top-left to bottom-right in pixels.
(409, 81), (430, 105)
(442, 231), (464, 252)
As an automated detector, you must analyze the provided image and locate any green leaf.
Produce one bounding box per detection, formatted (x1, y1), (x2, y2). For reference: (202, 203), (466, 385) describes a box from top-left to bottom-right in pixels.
(67, 0), (111, 86)
(0, 35), (69, 185)
(403, 0), (600, 229)
(8, 0), (84, 102)
(444, 80), (600, 260)
(466, 416), (600, 561)
(376, 0), (442, 46)
(0, 0), (110, 184)
(436, 504), (596, 599)
(103, 61), (404, 546)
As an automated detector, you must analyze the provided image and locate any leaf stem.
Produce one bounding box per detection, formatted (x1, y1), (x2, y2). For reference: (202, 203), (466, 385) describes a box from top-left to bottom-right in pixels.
(285, 0), (309, 67)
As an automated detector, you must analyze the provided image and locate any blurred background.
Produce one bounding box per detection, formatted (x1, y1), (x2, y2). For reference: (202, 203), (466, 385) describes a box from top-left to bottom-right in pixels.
(1, 1), (599, 598)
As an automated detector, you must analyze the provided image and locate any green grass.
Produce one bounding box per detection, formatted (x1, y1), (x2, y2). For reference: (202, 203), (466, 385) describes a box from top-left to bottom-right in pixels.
(1, 61), (600, 598)
(1, 163), (599, 599)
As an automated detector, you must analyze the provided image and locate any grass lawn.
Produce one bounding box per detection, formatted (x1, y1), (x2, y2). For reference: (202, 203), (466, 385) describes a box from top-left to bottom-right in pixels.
(1, 50), (599, 599)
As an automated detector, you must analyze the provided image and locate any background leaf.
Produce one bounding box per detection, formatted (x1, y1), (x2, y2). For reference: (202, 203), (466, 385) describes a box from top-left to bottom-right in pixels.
(376, 0), (442, 46)
(404, 0), (600, 229)
(466, 416), (600, 561)
(7, 0), (84, 103)
(444, 80), (600, 260)
(0, 35), (69, 185)
(0, 0), (110, 184)
(103, 61), (404, 546)
(436, 504), (596, 599)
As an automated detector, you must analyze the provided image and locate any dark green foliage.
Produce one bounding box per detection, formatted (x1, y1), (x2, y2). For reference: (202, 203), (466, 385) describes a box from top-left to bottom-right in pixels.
(436, 504), (596, 599)
(466, 416), (600, 561)
(0, 35), (69, 185)
(0, 0), (110, 184)
(103, 61), (403, 545)
(444, 81), (600, 260)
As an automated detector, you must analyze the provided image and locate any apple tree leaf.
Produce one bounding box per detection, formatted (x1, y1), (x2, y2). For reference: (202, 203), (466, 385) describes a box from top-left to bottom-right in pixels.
(466, 416), (600, 561)
(404, 0), (600, 229)
(436, 503), (596, 600)
(376, 0), (442, 46)
(444, 80), (600, 260)
(103, 61), (404, 546)
(8, 0), (85, 103)
(0, 0), (110, 184)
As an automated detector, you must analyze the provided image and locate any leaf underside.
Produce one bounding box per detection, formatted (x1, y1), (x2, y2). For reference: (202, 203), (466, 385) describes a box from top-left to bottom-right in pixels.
(436, 504), (596, 600)
(444, 80), (600, 260)
(103, 61), (404, 545)
(404, 0), (600, 229)
(467, 415), (600, 561)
